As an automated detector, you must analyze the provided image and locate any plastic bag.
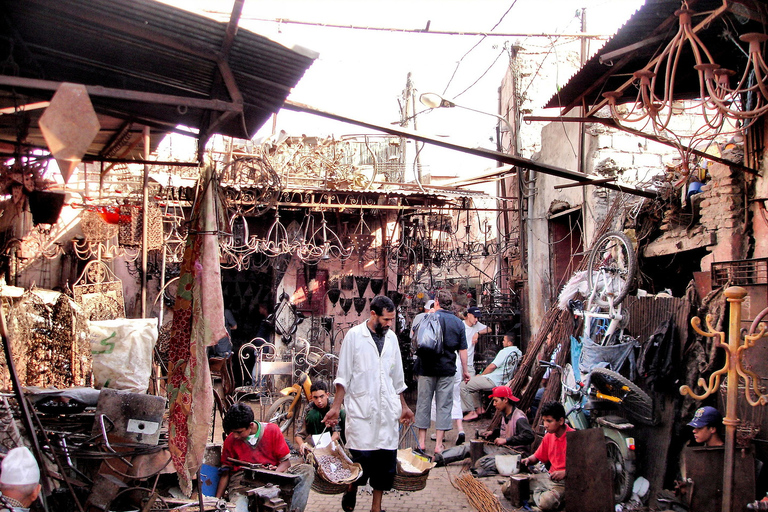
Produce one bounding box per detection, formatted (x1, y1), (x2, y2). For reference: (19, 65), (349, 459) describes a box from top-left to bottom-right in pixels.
(416, 312), (443, 357)
(89, 318), (158, 393)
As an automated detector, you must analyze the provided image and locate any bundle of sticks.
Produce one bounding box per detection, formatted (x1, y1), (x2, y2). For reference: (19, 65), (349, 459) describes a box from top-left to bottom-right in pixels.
(451, 471), (509, 512)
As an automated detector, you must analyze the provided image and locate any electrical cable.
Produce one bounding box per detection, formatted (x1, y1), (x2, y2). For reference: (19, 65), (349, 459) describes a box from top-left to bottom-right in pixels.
(441, 0), (520, 96)
(452, 46), (508, 101)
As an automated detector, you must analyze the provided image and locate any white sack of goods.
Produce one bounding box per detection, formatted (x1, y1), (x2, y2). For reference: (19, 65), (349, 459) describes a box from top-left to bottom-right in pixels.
(89, 318), (158, 393)
(396, 448), (436, 475)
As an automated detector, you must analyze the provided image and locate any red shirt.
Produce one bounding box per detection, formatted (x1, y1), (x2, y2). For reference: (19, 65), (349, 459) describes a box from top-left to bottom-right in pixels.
(533, 425), (574, 473)
(221, 422), (290, 470)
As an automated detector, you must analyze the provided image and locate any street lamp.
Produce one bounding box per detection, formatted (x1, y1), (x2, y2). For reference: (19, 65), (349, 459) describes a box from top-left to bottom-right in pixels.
(418, 92), (512, 304)
(419, 92), (514, 139)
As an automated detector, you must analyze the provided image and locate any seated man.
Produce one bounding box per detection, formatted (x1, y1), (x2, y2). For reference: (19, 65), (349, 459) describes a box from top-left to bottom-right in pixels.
(295, 381), (346, 455)
(0, 447), (41, 512)
(461, 332), (522, 421)
(521, 401), (572, 512)
(216, 403), (314, 512)
(435, 386), (533, 476)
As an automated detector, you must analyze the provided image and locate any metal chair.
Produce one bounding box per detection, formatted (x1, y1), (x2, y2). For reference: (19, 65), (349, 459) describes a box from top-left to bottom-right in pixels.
(232, 339), (273, 402)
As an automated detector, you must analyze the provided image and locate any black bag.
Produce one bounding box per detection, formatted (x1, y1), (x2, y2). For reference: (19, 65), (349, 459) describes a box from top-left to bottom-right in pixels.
(416, 312), (444, 357)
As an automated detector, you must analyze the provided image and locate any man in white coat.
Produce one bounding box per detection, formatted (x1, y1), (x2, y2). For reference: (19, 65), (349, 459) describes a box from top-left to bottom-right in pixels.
(324, 295), (415, 512)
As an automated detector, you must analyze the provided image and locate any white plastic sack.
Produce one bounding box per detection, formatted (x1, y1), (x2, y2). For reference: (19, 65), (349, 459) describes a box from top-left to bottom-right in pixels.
(89, 318), (158, 393)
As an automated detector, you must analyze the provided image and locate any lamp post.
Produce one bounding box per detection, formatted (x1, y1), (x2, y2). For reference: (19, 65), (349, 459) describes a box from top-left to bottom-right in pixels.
(419, 93), (514, 144)
(419, 92), (512, 300)
(681, 286), (768, 512)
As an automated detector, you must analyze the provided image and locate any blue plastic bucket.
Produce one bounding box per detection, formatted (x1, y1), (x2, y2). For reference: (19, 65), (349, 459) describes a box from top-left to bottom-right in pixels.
(199, 464), (220, 497)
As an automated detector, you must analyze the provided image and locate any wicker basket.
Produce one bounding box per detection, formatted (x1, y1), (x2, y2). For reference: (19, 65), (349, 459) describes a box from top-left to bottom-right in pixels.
(392, 470), (430, 491)
(311, 475), (349, 495)
(308, 443), (361, 495)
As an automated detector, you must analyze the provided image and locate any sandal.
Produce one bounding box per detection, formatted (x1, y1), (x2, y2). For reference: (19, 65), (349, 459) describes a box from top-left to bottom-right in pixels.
(342, 489), (357, 512)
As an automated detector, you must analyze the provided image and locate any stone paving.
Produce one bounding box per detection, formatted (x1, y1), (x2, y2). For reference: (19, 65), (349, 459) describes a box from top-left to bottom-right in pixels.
(304, 422), (516, 512)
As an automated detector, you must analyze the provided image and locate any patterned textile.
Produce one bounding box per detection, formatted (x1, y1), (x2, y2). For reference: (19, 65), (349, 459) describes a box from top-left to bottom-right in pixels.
(167, 168), (228, 495)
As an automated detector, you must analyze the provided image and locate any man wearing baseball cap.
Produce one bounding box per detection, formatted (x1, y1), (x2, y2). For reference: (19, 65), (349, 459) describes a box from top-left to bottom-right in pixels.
(688, 406), (724, 447)
(435, 386), (533, 476)
(0, 447), (41, 512)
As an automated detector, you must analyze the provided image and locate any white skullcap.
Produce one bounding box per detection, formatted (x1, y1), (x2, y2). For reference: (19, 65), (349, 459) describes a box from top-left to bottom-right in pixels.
(0, 447), (39, 486)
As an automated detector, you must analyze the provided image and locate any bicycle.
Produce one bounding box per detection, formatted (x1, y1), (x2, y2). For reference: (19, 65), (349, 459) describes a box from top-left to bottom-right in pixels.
(570, 231), (637, 346)
(540, 360), (653, 503)
(265, 341), (339, 434)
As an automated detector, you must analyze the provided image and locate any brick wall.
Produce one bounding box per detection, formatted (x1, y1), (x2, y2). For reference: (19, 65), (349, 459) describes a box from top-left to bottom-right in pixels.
(698, 162), (747, 270)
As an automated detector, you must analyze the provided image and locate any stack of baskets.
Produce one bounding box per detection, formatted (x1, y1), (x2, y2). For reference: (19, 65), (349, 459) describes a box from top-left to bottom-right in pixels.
(308, 443), (362, 495)
(393, 448), (435, 492)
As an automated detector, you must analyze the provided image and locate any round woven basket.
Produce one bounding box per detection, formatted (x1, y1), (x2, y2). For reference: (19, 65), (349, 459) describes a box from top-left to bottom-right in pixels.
(311, 474), (349, 495)
(392, 469), (430, 492)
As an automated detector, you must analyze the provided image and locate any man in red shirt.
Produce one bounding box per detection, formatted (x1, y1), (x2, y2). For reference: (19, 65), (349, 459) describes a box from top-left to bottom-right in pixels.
(521, 401), (572, 511)
(216, 403), (314, 512)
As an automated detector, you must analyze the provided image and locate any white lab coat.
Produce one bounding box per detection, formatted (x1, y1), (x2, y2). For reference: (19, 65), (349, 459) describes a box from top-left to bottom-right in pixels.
(334, 321), (407, 451)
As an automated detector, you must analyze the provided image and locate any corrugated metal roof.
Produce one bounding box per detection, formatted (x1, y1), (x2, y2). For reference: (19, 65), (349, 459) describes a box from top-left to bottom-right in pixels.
(545, 0), (767, 111)
(0, 0), (316, 159)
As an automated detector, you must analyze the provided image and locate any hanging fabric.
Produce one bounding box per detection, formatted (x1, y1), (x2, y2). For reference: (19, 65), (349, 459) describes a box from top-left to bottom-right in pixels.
(167, 166), (228, 495)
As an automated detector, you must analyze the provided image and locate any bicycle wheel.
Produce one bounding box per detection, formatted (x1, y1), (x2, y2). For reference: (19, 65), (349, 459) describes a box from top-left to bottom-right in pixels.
(266, 395), (298, 433)
(605, 436), (633, 503)
(590, 367), (654, 425)
(587, 231), (637, 308)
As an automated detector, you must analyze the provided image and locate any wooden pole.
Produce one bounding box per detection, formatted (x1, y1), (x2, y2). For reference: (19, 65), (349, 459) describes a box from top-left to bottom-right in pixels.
(722, 286), (746, 512)
(141, 126), (150, 318)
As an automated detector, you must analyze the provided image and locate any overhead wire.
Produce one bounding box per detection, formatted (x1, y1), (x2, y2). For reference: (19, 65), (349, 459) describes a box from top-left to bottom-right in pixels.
(441, 0), (520, 96)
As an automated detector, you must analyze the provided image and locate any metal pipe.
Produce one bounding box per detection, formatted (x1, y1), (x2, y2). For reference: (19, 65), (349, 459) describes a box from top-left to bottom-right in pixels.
(282, 100), (657, 199)
(141, 126), (150, 318)
(722, 286), (747, 512)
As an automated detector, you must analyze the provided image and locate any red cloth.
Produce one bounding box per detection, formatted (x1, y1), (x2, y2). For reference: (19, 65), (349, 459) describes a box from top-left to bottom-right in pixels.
(221, 422), (290, 470)
(533, 425), (574, 473)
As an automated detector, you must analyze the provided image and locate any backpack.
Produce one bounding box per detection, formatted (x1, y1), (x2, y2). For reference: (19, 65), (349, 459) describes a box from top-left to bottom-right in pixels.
(638, 317), (677, 392)
(416, 312), (444, 357)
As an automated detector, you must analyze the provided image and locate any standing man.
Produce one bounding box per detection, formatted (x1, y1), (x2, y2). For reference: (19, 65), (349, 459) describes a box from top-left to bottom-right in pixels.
(463, 306), (490, 376)
(323, 295), (414, 512)
(414, 289), (470, 455)
(462, 332), (522, 421)
(411, 300), (435, 345)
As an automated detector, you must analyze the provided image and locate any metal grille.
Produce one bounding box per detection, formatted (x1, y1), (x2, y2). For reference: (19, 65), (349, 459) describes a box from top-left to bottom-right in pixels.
(712, 258), (768, 287)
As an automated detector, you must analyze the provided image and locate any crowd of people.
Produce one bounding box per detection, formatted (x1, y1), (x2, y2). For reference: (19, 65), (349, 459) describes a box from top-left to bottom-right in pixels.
(213, 292), (551, 512)
(0, 292), (728, 512)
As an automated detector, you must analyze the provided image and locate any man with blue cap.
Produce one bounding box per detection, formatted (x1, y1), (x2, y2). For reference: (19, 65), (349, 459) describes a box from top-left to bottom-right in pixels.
(0, 447), (41, 512)
(688, 406), (724, 447)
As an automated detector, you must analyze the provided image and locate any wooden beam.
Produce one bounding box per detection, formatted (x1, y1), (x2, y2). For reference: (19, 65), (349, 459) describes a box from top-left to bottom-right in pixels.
(554, 177), (616, 189)
(524, 115), (759, 175)
(0, 76), (241, 112)
(598, 34), (667, 65)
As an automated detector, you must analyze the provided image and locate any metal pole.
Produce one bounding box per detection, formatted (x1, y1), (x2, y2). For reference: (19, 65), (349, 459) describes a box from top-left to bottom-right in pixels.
(141, 126), (150, 318)
(722, 286), (746, 512)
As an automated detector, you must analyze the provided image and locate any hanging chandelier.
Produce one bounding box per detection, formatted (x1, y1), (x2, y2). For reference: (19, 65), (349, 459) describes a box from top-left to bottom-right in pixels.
(602, 1), (768, 133)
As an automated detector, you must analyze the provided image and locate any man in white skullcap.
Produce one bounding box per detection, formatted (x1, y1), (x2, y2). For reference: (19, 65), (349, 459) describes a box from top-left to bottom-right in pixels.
(0, 447), (41, 512)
